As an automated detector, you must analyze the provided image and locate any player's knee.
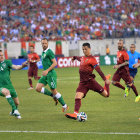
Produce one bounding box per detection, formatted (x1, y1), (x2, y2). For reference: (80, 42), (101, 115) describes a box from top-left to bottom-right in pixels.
(15, 101), (19, 106)
(127, 83), (132, 87)
(112, 81), (116, 85)
(35, 86), (41, 92)
(2, 88), (10, 96)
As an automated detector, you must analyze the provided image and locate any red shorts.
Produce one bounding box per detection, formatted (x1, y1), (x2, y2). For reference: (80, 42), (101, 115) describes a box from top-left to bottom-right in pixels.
(76, 78), (104, 98)
(28, 66), (38, 78)
(112, 68), (132, 84)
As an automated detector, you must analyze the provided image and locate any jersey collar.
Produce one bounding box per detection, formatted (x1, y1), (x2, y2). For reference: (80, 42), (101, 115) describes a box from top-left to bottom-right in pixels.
(43, 47), (50, 53)
(0, 61), (4, 63)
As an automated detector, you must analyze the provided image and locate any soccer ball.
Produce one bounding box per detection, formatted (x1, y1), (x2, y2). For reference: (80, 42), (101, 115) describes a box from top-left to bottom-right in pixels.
(77, 112), (87, 122)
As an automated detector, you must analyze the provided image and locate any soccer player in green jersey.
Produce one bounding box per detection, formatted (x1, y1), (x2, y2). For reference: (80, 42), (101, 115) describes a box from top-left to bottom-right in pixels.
(35, 38), (69, 112)
(0, 50), (27, 119)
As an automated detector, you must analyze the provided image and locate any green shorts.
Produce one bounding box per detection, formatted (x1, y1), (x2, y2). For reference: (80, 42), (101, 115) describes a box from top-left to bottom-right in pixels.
(0, 88), (18, 98)
(38, 72), (57, 89)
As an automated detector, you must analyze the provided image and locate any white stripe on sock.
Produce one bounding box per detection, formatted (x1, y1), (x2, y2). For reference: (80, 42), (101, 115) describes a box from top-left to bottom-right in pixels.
(41, 87), (45, 93)
(55, 93), (61, 99)
(6, 95), (11, 98)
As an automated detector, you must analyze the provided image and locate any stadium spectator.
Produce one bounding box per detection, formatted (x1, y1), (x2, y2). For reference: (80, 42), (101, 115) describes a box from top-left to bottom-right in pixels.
(0, 0), (139, 42)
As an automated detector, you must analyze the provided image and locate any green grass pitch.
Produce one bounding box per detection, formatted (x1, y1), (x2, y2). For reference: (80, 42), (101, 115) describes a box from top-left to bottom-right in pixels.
(0, 66), (140, 140)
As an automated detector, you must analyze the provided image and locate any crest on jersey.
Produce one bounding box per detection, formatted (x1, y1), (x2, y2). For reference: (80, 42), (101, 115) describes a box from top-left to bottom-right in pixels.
(42, 53), (46, 59)
(2, 63), (6, 68)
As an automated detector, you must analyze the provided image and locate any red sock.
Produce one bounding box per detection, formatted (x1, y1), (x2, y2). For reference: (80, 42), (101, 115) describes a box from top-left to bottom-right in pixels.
(74, 98), (81, 113)
(104, 83), (110, 97)
(28, 79), (32, 87)
(131, 84), (138, 96)
(114, 83), (125, 90)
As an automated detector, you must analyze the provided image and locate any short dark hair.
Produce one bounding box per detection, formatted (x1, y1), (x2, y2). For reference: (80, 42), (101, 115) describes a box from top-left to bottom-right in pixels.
(41, 38), (48, 41)
(131, 44), (136, 47)
(29, 45), (34, 48)
(82, 43), (90, 48)
(118, 39), (124, 43)
(0, 50), (2, 52)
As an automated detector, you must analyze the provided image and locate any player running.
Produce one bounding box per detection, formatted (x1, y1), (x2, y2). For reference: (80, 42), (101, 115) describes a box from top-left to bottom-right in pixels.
(112, 39), (140, 102)
(126, 44), (140, 93)
(0, 50), (27, 119)
(27, 45), (40, 90)
(35, 38), (69, 112)
(65, 43), (111, 120)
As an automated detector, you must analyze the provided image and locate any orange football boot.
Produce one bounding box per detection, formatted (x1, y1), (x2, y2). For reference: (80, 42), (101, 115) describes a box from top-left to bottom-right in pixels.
(65, 113), (77, 120)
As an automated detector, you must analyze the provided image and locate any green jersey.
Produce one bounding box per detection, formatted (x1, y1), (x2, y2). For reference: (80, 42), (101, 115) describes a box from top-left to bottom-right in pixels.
(0, 60), (14, 89)
(39, 48), (57, 89)
(41, 48), (55, 71)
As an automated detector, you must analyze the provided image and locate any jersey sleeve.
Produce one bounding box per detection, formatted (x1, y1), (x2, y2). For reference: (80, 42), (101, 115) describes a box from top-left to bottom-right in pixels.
(49, 50), (55, 60)
(123, 51), (129, 61)
(90, 57), (98, 68)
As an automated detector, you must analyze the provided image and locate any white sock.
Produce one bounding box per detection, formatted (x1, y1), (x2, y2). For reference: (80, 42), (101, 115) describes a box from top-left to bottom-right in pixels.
(6, 95), (11, 98)
(62, 104), (67, 108)
(41, 87), (45, 93)
(55, 93), (61, 99)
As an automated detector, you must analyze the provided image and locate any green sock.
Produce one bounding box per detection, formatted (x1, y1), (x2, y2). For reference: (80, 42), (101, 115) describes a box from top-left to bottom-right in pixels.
(58, 96), (65, 106)
(6, 96), (16, 111)
(43, 88), (53, 97)
(55, 93), (65, 106)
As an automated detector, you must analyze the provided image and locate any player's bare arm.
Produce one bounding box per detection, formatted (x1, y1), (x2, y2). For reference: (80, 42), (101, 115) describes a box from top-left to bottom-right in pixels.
(113, 61), (129, 69)
(95, 65), (110, 84)
(12, 61), (28, 70)
(42, 58), (57, 76)
(133, 63), (140, 68)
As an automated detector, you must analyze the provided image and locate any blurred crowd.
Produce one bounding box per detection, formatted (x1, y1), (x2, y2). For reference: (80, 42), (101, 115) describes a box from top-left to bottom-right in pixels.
(0, 0), (140, 42)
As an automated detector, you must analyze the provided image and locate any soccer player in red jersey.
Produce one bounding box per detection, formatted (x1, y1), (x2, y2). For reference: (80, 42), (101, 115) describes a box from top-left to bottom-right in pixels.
(27, 46), (40, 90)
(112, 39), (140, 102)
(65, 43), (111, 120)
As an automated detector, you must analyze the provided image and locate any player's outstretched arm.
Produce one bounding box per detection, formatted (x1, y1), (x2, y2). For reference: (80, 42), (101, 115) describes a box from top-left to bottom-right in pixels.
(72, 56), (81, 62)
(133, 63), (140, 68)
(12, 61), (28, 70)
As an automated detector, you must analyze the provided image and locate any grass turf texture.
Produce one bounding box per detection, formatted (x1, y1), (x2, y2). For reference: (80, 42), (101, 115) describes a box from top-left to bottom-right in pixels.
(0, 66), (140, 140)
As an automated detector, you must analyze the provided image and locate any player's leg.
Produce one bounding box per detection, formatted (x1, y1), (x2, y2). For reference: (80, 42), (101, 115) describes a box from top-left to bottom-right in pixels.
(9, 97), (19, 116)
(51, 88), (68, 112)
(103, 74), (111, 97)
(65, 92), (84, 120)
(0, 88), (21, 118)
(9, 89), (21, 118)
(112, 70), (125, 90)
(127, 68), (136, 91)
(36, 83), (53, 97)
(28, 68), (33, 90)
(34, 67), (40, 80)
(65, 82), (88, 120)
(36, 76), (59, 105)
(122, 73), (140, 102)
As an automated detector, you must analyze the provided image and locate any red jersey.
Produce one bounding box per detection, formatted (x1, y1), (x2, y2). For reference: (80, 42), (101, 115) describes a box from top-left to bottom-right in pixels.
(78, 55), (98, 81)
(117, 49), (129, 70)
(117, 50), (129, 64)
(28, 53), (40, 67)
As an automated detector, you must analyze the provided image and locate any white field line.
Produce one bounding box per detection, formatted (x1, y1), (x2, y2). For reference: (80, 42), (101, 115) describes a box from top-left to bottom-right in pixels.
(0, 131), (140, 135)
